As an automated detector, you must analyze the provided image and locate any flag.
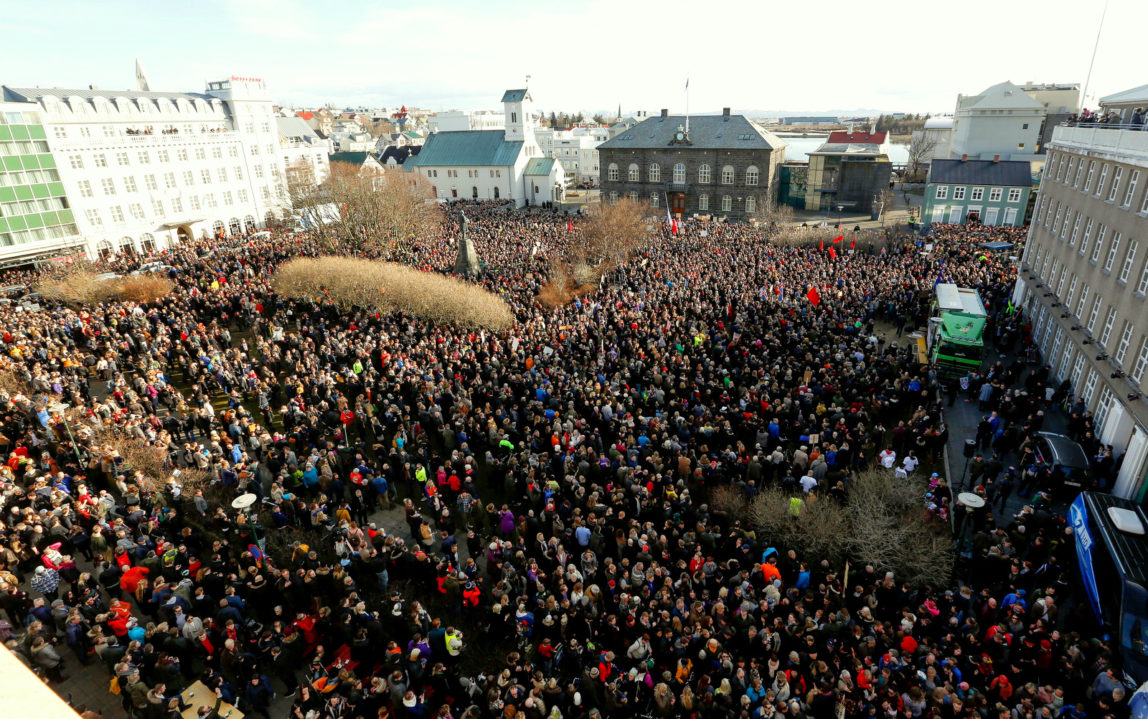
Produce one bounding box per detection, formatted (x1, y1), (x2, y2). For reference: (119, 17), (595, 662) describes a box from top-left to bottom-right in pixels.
(833, 235), (842, 244)
(1006, 301), (1015, 315)
(829, 247), (836, 260)
(686, 78), (689, 90)
(672, 217), (678, 236)
(665, 207), (673, 230)
(850, 238), (856, 250)
(806, 286), (821, 306)
(819, 238), (824, 251)
(567, 219), (573, 232)
(135, 58), (150, 92)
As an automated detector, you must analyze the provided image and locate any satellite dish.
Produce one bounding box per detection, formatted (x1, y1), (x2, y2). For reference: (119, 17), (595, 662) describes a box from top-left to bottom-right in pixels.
(958, 492), (985, 509)
(231, 493), (257, 510)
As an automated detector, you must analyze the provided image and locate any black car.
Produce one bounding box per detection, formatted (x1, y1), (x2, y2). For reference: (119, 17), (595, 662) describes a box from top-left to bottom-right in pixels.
(1035, 431), (1091, 497)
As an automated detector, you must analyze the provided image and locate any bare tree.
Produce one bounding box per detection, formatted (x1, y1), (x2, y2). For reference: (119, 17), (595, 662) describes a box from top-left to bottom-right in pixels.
(574, 197), (652, 270)
(907, 132), (939, 181)
(286, 161), (440, 260)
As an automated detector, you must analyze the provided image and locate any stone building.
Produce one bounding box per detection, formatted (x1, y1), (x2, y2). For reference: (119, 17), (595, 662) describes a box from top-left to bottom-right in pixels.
(596, 108), (786, 219)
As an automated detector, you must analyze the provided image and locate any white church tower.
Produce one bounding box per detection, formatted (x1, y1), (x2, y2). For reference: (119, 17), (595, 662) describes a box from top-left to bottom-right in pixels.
(501, 88), (536, 152)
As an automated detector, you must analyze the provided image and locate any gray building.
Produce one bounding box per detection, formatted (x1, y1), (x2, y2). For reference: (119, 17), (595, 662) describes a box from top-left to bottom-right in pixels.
(597, 109), (786, 219)
(1014, 111), (1148, 500)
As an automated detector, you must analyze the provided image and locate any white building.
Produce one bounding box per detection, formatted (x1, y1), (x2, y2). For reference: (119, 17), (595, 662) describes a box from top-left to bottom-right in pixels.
(2, 76), (288, 259)
(949, 81), (1045, 161)
(910, 117), (954, 170)
(1020, 82), (1080, 115)
(278, 116), (330, 185)
(407, 89), (565, 206)
(429, 110), (505, 133)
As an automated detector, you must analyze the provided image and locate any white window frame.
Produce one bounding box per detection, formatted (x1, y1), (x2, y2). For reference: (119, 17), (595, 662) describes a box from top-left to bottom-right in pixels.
(1091, 225), (1106, 263)
(989, 187), (1002, 202)
(1087, 295), (1102, 332)
(1133, 338), (1148, 383)
(1095, 163), (1109, 198)
(1100, 307), (1117, 348)
(1007, 187), (1022, 203)
(745, 166), (759, 186)
(970, 187), (984, 201)
(721, 165), (734, 185)
(627, 164), (639, 182)
(953, 186), (966, 201)
(745, 195), (756, 213)
(721, 194), (732, 212)
(1124, 170), (1140, 208)
(698, 165), (711, 184)
(935, 185), (948, 199)
(1107, 166), (1123, 203)
(648, 164), (660, 183)
(698, 193), (709, 211)
(1121, 240), (1139, 283)
(1105, 232), (1122, 272)
(607, 163), (618, 182)
(1115, 322), (1134, 366)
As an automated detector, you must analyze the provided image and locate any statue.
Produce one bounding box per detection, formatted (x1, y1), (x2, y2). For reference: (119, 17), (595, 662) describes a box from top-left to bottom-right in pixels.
(454, 210), (481, 276)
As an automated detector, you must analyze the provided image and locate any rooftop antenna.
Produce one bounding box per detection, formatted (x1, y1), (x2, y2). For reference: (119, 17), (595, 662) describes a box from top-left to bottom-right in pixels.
(1081, 0), (1108, 108)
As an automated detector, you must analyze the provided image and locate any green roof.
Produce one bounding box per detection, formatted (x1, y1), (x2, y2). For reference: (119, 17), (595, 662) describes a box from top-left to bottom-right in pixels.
(523, 157), (556, 176)
(501, 89), (529, 102)
(406, 131), (522, 168)
(329, 151), (369, 165)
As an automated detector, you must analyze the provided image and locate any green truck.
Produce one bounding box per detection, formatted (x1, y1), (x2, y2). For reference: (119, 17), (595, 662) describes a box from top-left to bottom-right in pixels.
(928, 283), (987, 378)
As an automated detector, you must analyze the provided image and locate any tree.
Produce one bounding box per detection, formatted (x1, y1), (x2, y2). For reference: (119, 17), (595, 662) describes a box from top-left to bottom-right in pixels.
(907, 132), (939, 180)
(573, 197), (652, 270)
(366, 118), (396, 137)
(286, 160), (440, 260)
(592, 113), (608, 125)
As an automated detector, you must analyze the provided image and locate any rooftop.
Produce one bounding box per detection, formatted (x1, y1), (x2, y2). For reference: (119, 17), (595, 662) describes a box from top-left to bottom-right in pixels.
(3, 86), (215, 105)
(405, 130), (523, 168)
(501, 89), (530, 103)
(598, 114), (786, 151)
(928, 158), (1033, 187)
(957, 81), (1044, 113)
(827, 131), (887, 144)
(1100, 83), (1148, 106)
(523, 157), (556, 176)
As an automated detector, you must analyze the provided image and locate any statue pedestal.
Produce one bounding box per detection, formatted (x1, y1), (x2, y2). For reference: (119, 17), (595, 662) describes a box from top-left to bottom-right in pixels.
(455, 237), (480, 276)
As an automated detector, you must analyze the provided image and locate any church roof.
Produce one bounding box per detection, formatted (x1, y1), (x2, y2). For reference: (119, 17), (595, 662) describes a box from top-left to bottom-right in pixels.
(405, 130), (523, 167)
(523, 157), (556, 176)
(598, 114), (786, 151)
(501, 89), (529, 103)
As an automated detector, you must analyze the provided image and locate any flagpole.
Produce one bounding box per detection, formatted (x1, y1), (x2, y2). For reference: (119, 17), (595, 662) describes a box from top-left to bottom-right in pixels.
(685, 77), (690, 135)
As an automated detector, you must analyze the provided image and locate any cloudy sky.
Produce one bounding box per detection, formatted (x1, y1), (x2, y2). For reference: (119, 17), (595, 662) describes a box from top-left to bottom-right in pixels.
(2, 0), (1141, 115)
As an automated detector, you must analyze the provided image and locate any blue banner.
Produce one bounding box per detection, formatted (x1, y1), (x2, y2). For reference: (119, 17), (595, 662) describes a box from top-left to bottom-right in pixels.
(1070, 494), (1103, 621)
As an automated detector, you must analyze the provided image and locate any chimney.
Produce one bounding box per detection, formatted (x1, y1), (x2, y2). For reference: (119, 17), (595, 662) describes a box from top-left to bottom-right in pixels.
(722, 107), (731, 120)
(961, 154), (968, 162)
(993, 154), (1000, 163)
(660, 108), (668, 120)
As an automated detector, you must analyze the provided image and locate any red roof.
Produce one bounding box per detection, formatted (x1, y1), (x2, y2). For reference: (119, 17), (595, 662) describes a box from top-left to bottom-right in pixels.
(827, 131), (887, 144)
(296, 112), (315, 121)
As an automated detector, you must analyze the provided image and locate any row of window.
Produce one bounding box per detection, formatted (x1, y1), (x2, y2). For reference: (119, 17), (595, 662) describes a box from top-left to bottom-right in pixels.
(934, 185), (1022, 203)
(1031, 224), (1147, 298)
(425, 169), (502, 179)
(605, 191), (753, 213)
(80, 186), (269, 227)
(73, 164), (274, 199)
(1045, 150), (1147, 212)
(1034, 200), (1145, 284)
(606, 162), (759, 186)
(66, 142), (277, 169)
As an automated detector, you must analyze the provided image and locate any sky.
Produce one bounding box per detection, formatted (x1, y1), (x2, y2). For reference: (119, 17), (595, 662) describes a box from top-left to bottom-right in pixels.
(1, 0), (1143, 116)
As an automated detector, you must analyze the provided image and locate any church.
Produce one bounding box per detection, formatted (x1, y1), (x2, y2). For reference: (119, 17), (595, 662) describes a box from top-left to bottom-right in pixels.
(406, 89), (565, 206)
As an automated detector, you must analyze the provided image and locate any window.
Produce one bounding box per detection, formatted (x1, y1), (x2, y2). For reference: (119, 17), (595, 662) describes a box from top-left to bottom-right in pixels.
(194, 148), (206, 161)
(1074, 158), (1086, 188)
(1056, 156), (1067, 182)
(1138, 256), (1148, 295)
(202, 169), (212, 184)
(159, 172), (175, 190)
(1121, 240), (1139, 283)
(1095, 164), (1108, 197)
(651, 193), (659, 207)
(93, 153), (107, 168)
(212, 147), (223, 160)
(251, 145), (260, 156)
(223, 191), (233, 206)
(84, 208), (102, 227)
(608, 191), (618, 203)
(1084, 161), (1096, 193)
(1133, 338), (1148, 383)
(151, 199), (165, 218)
(1123, 170), (1139, 208)
(115, 152), (129, 167)
(721, 165), (734, 184)
(1101, 307), (1117, 348)
(1107, 167), (1123, 202)
(1064, 158), (1076, 184)
(628, 164), (639, 182)
(1060, 210), (1073, 241)
(157, 150), (169, 163)
(205, 193), (217, 208)
(607, 163), (618, 182)
(953, 186), (966, 200)
(628, 192), (638, 201)
(1080, 217), (1094, 256)
(970, 187), (984, 201)
(511, 112), (517, 123)
(189, 196), (201, 211)
(101, 178), (116, 196)
(1091, 225), (1106, 263)
(129, 203), (144, 220)
(1052, 206), (1063, 234)
(672, 163), (685, 184)
(745, 196), (756, 213)
(698, 194), (709, 211)
(144, 174), (158, 191)
(234, 166), (243, 181)
(935, 186), (948, 199)
(1116, 322), (1134, 365)
(229, 146), (238, 158)
(237, 189), (248, 203)
(1105, 233), (1122, 272)
(721, 195), (732, 212)
(1071, 353), (1086, 391)
(175, 149), (188, 162)
(217, 168), (227, 183)
(698, 165), (711, 184)
(1069, 213), (1082, 247)
(1075, 286), (1089, 318)
(745, 166), (759, 186)
(648, 164), (660, 182)
(77, 180), (93, 198)
(1018, 143), (1025, 150)
(183, 170), (194, 185)
(254, 164), (264, 179)
(171, 197), (183, 213)
(1087, 296), (1102, 332)
(68, 154), (83, 170)
(989, 187), (1002, 202)
(109, 205), (124, 223)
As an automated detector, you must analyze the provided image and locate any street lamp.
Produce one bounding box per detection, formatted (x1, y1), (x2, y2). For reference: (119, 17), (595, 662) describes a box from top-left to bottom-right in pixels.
(48, 402), (83, 467)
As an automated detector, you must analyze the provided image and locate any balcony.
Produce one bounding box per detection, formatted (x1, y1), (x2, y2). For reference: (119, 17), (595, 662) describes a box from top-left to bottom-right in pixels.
(1051, 124), (1148, 162)
(665, 181), (690, 193)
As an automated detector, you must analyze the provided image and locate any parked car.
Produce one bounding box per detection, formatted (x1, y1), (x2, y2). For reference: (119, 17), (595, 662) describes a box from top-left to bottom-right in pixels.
(1035, 431), (1091, 498)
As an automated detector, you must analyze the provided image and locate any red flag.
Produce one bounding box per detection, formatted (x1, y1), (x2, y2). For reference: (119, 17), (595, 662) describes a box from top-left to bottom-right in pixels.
(850, 238), (856, 250)
(567, 219), (573, 232)
(819, 238), (824, 251)
(672, 218), (678, 236)
(806, 286), (821, 306)
(833, 235), (842, 244)
(829, 247), (836, 260)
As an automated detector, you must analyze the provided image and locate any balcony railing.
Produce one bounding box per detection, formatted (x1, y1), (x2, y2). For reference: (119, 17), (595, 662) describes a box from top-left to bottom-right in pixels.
(53, 130), (240, 149)
(1052, 123), (1148, 160)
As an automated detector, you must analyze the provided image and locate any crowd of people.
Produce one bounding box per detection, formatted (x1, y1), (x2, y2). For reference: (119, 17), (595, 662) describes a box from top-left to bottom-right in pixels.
(0, 205), (1134, 719)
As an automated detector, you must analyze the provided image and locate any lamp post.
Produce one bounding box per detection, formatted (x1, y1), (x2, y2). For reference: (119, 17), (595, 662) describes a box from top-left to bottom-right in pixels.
(48, 402), (83, 467)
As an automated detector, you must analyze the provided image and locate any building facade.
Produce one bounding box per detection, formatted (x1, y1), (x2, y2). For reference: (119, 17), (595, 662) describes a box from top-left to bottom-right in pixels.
(922, 158), (1032, 227)
(429, 110), (505, 133)
(2, 76), (288, 260)
(597, 109), (786, 219)
(278, 116), (330, 186)
(949, 81), (1045, 161)
(803, 131), (892, 214)
(1013, 119), (1148, 500)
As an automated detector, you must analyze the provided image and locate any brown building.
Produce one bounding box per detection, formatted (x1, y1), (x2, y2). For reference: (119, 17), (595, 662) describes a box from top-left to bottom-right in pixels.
(596, 108), (786, 219)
